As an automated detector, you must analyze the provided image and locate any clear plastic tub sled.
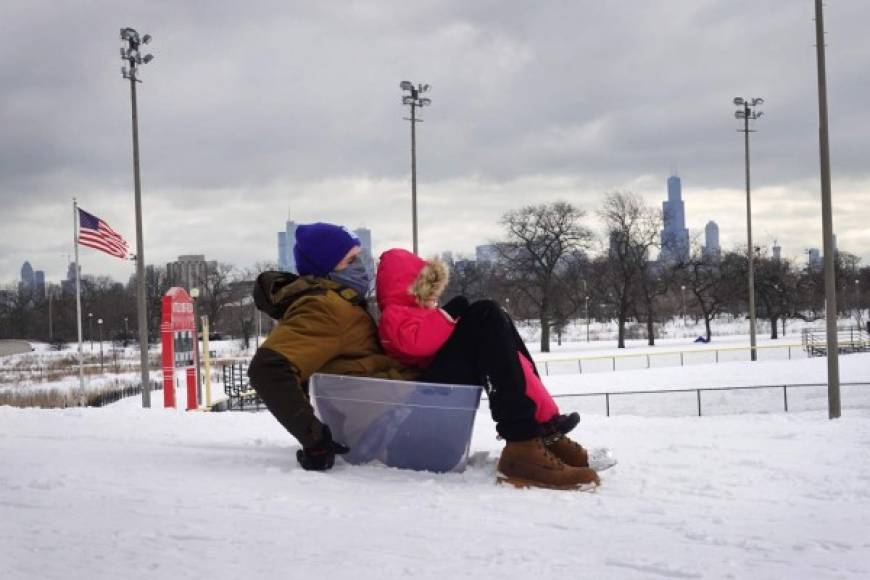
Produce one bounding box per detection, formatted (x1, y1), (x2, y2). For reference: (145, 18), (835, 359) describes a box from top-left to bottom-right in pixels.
(310, 373), (483, 473)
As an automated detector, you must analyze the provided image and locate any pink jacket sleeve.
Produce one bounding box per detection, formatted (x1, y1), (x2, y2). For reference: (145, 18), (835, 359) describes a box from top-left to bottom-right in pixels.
(379, 305), (456, 359)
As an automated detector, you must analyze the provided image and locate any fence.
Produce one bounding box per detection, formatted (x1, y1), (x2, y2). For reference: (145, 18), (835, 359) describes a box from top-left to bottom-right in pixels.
(219, 360), (261, 410)
(801, 327), (870, 357)
(206, 357), (870, 419)
(90, 380), (163, 407)
(550, 381), (870, 417)
(535, 343), (806, 376)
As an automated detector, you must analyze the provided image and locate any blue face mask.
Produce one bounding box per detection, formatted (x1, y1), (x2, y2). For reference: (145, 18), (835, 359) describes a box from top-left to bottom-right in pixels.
(328, 258), (371, 298)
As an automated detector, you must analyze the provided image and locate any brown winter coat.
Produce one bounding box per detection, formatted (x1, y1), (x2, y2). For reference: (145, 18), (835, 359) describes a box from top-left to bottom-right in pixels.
(248, 273), (418, 447)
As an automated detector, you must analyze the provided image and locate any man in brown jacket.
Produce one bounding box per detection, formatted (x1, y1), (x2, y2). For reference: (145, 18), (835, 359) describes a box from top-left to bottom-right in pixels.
(248, 223), (415, 471)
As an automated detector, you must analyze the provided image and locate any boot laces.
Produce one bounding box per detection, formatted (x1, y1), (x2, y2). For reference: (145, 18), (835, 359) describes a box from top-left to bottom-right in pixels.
(535, 438), (566, 470)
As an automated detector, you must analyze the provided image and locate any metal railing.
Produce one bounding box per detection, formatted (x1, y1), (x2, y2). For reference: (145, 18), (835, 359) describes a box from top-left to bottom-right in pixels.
(219, 360), (261, 410)
(551, 381), (870, 417)
(801, 327), (870, 357)
(535, 342), (806, 376)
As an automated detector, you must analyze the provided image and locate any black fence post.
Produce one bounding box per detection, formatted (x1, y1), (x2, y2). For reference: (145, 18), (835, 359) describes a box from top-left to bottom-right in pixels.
(783, 385), (789, 412)
(696, 389), (702, 416)
(605, 393), (610, 417)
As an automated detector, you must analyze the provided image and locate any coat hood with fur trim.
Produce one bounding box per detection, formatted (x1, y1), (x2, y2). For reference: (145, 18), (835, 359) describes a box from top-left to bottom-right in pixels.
(375, 248), (455, 368)
(375, 249), (449, 311)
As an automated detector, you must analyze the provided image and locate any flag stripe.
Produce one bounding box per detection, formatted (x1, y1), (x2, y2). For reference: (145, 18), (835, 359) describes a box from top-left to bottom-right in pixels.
(77, 208), (129, 260)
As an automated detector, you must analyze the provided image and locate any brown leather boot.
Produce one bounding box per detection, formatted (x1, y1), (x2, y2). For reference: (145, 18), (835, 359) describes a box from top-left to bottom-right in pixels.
(497, 438), (600, 490)
(545, 434), (589, 468)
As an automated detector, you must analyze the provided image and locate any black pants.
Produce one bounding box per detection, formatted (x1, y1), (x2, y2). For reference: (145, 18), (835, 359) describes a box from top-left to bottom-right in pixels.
(422, 300), (540, 442)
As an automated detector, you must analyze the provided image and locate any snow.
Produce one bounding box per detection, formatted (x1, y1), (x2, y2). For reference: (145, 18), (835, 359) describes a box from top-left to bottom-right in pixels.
(3, 349), (870, 579)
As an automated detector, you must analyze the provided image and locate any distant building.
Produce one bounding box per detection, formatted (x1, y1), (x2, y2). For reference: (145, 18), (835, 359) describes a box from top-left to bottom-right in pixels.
(808, 248), (822, 270)
(772, 241), (782, 261)
(475, 244), (501, 263)
(353, 227), (375, 279)
(277, 231), (288, 270)
(34, 271), (45, 299)
(703, 221), (720, 260)
(19, 261), (34, 296)
(61, 261), (79, 296)
(166, 255), (217, 294)
(660, 175), (690, 263)
(277, 216), (298, 272)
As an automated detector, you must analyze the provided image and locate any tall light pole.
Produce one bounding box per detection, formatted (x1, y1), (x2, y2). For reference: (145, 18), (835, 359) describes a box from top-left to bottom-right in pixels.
(121, 27), (154, 407)
(88, 312), (94, 351)
(855, 279), (861, 328)
(680, 285), (687, 324)
(399, 81), (431, 255)
(97, 318), (104, 373)
(734, 96), (764, 361)
(583, 279), (590, 342)
(48, 288), (53, 341)
(813, 0), (840, 419)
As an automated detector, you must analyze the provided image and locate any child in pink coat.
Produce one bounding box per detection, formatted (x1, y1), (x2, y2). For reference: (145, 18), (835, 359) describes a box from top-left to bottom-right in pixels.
(376, 248), (578, 432)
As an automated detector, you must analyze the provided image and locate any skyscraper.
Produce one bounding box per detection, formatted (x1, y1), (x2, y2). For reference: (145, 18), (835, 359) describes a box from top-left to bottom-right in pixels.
(353, 227), (375, 279)
(20, 261), (34, 286)
(62, 261), (79, 296)
(277, 216), (298, 272)
(660, 175), (690, 263)
(34, 271), (46, 299)
(703, 221), (720, 260)
(807, 248), (822, 270)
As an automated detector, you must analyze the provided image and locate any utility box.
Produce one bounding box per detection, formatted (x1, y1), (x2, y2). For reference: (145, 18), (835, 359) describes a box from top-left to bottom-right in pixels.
(310, 374), (482, 473)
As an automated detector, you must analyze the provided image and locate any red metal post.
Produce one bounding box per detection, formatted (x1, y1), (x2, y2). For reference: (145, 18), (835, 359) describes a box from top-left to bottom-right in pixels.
(186, 367), (197, 410)
(161, 320), (175, 408)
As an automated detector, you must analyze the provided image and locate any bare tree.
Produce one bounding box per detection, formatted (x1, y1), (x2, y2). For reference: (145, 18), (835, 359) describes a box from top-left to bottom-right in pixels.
(755, 255), (800, 339)
(679, 247), (743, 342)
(195, 262), (236, 333)
(598, 192), (661, 348)
(499, 201), (592, 352)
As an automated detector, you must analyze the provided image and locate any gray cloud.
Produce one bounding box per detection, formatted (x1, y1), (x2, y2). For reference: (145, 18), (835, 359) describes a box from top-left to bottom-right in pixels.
(1, 0), (868, 283)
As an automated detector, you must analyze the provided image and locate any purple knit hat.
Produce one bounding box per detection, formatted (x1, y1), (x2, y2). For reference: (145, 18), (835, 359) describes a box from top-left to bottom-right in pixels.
(293, 223), (360, 277)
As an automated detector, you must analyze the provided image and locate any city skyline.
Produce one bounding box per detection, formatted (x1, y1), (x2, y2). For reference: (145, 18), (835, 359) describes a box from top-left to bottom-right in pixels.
(1, 2), (869, 282)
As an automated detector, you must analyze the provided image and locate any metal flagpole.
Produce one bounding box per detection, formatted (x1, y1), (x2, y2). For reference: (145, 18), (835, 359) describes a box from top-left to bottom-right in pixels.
(73, 198), (85, 395)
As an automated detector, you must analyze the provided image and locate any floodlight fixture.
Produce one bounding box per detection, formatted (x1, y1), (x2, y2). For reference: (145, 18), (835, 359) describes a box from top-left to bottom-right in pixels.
(419, 97), (431, 106)
(733, 97), (745, 105)
(142, 54), (154, 64)
(400, 80), (413, 90)
(142, 34), (152, 44)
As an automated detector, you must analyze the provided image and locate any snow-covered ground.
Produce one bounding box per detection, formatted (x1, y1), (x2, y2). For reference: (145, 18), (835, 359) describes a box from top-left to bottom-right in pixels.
(3, 350), (870, 579)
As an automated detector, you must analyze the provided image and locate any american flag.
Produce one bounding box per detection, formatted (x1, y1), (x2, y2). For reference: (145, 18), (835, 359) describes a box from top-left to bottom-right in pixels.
(77, 208), (129, 259)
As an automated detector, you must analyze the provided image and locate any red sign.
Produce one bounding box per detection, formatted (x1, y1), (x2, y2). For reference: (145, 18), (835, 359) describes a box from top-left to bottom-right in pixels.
(161, 287), (198, 409)
(162, 287), (195, 331)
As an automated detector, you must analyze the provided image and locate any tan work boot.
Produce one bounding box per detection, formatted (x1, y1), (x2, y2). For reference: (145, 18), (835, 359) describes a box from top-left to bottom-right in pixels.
(545, 434), (589, 468)
(497, 438), (600, 491)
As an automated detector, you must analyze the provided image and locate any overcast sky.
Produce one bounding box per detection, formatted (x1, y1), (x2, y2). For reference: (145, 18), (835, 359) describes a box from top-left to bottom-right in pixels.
(2, 0), (869, 284)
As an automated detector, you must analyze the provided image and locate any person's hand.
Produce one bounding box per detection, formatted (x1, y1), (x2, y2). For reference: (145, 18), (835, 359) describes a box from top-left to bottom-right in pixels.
(442, 295), (470, 319)
(296, 425), (350, 471)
